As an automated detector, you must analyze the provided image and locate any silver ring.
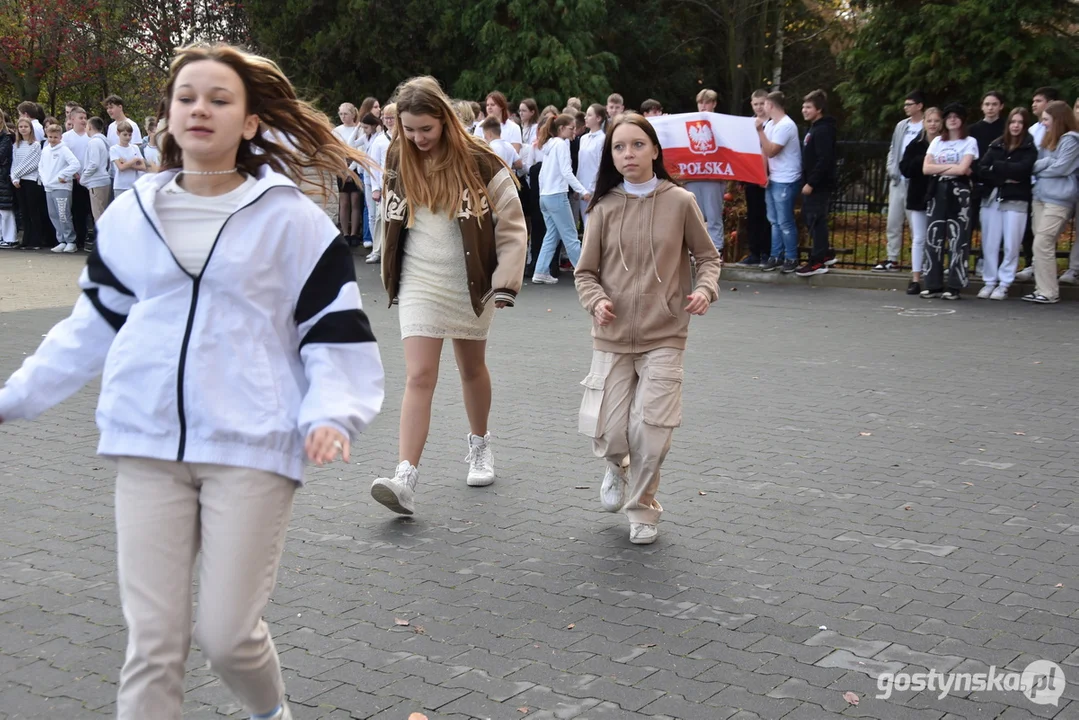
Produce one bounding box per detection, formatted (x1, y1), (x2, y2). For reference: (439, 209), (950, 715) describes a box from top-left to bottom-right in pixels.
(332, 440), (343, 450)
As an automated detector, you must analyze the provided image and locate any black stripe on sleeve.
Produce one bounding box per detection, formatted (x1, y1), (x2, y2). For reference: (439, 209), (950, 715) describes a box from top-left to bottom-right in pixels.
(84, 288), (127, 332)
(295, 235), (355, 325)
(299, 310), (376, 349)
(87, 250), (135, 296)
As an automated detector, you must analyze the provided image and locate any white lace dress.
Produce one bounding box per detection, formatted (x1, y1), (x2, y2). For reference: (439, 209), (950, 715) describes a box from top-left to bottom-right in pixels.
(398, 207), (494, 340)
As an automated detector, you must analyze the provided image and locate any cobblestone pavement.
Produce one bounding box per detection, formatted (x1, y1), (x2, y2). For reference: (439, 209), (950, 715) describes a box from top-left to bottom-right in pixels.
(2, 250), (1078, 720)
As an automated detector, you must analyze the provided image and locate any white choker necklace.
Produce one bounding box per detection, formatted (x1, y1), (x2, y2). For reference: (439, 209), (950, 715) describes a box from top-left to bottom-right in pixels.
(180, 168), (238, 176)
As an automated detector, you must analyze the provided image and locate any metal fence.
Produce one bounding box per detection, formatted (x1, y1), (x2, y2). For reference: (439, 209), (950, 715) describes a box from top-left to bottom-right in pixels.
(724, 140), (1077, 270)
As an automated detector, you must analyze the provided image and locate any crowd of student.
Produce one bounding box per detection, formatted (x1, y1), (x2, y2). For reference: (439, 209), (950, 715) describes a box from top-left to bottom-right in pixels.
(0, 97), (159, 251)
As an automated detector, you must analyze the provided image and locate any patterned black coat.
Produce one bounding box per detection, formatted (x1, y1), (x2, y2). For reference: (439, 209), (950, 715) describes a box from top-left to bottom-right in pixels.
(0, 133), (13, 210)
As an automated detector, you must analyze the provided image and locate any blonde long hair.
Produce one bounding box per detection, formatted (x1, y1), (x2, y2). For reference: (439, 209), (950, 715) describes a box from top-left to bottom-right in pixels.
(388, 76), (512, 224)
(157, 44), (374, 190)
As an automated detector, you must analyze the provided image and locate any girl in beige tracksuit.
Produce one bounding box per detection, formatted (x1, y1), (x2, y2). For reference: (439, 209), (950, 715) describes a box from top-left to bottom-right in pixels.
(574, 113), (721, 545)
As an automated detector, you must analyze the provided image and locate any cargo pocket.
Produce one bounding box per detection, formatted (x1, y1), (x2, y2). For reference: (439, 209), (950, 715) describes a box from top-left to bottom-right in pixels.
(578, 372), (607, 438)
(642, 364), (684, 428)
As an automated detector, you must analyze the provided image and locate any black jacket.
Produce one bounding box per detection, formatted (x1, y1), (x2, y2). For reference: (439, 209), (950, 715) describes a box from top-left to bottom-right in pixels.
(0, 134), (13, 210)
(899, 134), (930, 212)
(969, 118), (1005, 158)
(978, 134), (1037, 205)
(802, 116), (837, 191)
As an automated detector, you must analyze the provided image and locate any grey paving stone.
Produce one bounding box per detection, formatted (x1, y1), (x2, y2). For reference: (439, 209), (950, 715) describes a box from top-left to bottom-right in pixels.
(3, 264), (1079, 719)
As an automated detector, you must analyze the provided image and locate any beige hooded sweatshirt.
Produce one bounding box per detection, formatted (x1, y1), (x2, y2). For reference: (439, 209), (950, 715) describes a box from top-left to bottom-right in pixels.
(574, 180), (721, 353)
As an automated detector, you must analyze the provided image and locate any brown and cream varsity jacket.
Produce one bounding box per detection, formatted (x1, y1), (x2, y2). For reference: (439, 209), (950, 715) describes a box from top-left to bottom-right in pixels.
(380, 145), (528, 316)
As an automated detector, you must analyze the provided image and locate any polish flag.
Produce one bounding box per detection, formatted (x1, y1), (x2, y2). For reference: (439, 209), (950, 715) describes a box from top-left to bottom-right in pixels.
(648, 112), (767, 185)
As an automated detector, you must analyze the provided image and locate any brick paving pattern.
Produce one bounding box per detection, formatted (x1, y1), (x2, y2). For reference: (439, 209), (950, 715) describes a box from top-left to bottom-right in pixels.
(1, 252), (1077, 719)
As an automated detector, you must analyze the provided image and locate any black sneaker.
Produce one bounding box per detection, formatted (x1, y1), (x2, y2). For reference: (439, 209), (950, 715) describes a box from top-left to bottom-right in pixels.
(942, 290), (961, 300)
(795, 261), (828, 277)
(872, 260), (898, 273)
(780, 259), (799, 274)
(760, 257), (780, 272)
(906, 281), (921, 295)
(823, 252), (838, 267)
(736, 254), (760, 267)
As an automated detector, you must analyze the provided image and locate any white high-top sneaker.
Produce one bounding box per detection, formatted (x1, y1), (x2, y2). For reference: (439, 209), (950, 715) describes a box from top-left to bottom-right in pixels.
(370, 461), (418, 515)
(252, 702), (293, 720)
(600, 456), (629, 512)
(465, 433), (495, 487)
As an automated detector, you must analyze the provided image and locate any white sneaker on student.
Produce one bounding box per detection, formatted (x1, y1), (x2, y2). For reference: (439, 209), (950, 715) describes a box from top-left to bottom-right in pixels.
(370, 461), (418, 515)
(630, 523), (658, 545)
(51, 243), (67, 253)
(465, 433), (495, 486)
(977, 284), (995, 299)
(364, 252), (380, 264)
(600, 458), (629, 512)
(531, 273), (558, 284)
(252, 702), (293, 720)
(990, 285), (1008, 301)
(1059, 269), (1078, 284)
(63, 243), (78, 253)
(1015, 266), (1034, 282)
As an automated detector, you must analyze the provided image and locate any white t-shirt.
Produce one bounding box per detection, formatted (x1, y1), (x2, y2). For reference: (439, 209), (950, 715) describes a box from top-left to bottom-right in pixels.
(927, 136), (979, 165)
(475, 119), (522, 146)
(62, 129), (91, 168)
(109, 144), (144, 190)
(763, 115), (802, 183)
(1030, 122), (1046, 149)
(488, 138), (519, 170)
(107, 119), (143, 147)
(576, 130), (605, 193)
(333, 124), (361, 146)
(901, 121), (924, 155)
(156, 175), (259, 274)
(31, 119), (45, 142)
(142, 145), (161, 171)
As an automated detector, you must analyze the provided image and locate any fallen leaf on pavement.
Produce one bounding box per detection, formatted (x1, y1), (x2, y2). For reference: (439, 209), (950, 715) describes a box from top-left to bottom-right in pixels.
(904, 506), (912, 511)
(844, 691), (859, 705)
(641, 643), (657, 648)
(1014, 431), (1026, 436)
(859, 432), (872, 436)
(566, 623), (575, 629)
(518, 708), (530, 714)
(962, 482), (974, 486)
(409, 714), (429, 720)
(698, 491), (707, 495)
(413, 625), (426, 634)
(394, 618), (410, 626)
(1056, 583), (1064, 588)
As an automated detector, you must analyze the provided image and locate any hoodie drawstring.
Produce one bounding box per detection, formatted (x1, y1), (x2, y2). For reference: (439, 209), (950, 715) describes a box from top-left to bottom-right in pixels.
(648, 189), (661, 284)
(617, 193), (629, 272)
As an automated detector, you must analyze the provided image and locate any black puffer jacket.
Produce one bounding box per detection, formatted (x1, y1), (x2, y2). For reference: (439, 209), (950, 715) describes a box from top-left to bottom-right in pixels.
(0, 133), (13, 210)
(978, 134), (1037, 205)
(899, 134), (930, 212)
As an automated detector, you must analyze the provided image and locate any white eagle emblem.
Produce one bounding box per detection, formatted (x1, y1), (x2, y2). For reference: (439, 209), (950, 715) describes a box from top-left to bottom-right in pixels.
(686, 120), (717, 155)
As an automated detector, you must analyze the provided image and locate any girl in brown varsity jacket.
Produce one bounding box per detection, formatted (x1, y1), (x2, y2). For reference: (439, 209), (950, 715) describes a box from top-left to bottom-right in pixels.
(574, 113), (721, 545)
(370, 76), (528, 516)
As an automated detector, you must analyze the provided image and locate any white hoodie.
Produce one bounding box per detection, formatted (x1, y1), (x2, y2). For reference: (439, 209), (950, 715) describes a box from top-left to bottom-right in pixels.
(0, 165), (385, 482)
(38, 142), (81, 191)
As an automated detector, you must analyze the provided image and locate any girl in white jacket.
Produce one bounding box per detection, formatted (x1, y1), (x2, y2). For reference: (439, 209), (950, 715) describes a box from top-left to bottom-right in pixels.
(533, 113), (591, 284)
(38, 122), (82, 252)
(0, 43), (384, 720)
(575, 103), (608, 229)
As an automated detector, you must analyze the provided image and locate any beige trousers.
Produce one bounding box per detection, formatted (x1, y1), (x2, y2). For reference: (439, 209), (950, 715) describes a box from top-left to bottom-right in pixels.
(114, 457), (296, 720)
(1032, 200), (1074, 301)
(579, 347), (684, 525)
(89, 186), (111, 222)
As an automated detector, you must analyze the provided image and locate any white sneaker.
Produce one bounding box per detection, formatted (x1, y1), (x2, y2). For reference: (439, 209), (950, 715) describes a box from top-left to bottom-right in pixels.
(363, 240), (373, 249)
(1015, 266), (1034, 282)
(63, 243), (78, 253)
(990, 285), (1008, 301)
(977, 284), (995, 299)
(370, 461), (418, 515)
(364, 252), (380, 264)
(51, 243), (67, 253)
(1059, 269), (1078, 285)
(253, 703), (293, 720)
(465, 433), (495, 486)
(630, 523), (658, 545)
(600, 457), (629, 512)
(531, 273), (558, 284)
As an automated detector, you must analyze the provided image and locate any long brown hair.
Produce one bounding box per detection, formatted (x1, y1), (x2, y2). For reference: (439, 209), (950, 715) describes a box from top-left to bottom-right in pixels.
(519, 98), (539, 128)
(537, 113), (574, 149)
(1041, 100), (1079, 151)
(588, 113), (676, 212)
(157, 44), (373, 190)
(387, 76), (514, 224)
(14, 117), (35, 146)
(485, 91), (510, 122)
(1001, 107), (1032, 152)
(358, 97), (378, 120)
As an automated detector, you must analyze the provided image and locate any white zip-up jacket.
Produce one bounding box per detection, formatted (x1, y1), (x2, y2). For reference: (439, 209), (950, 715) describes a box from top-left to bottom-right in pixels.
(38, 142), (81, 191)
(538, 137), (587, 196)
(0, 166), (385, 482)
(576, 129), (605, 194)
